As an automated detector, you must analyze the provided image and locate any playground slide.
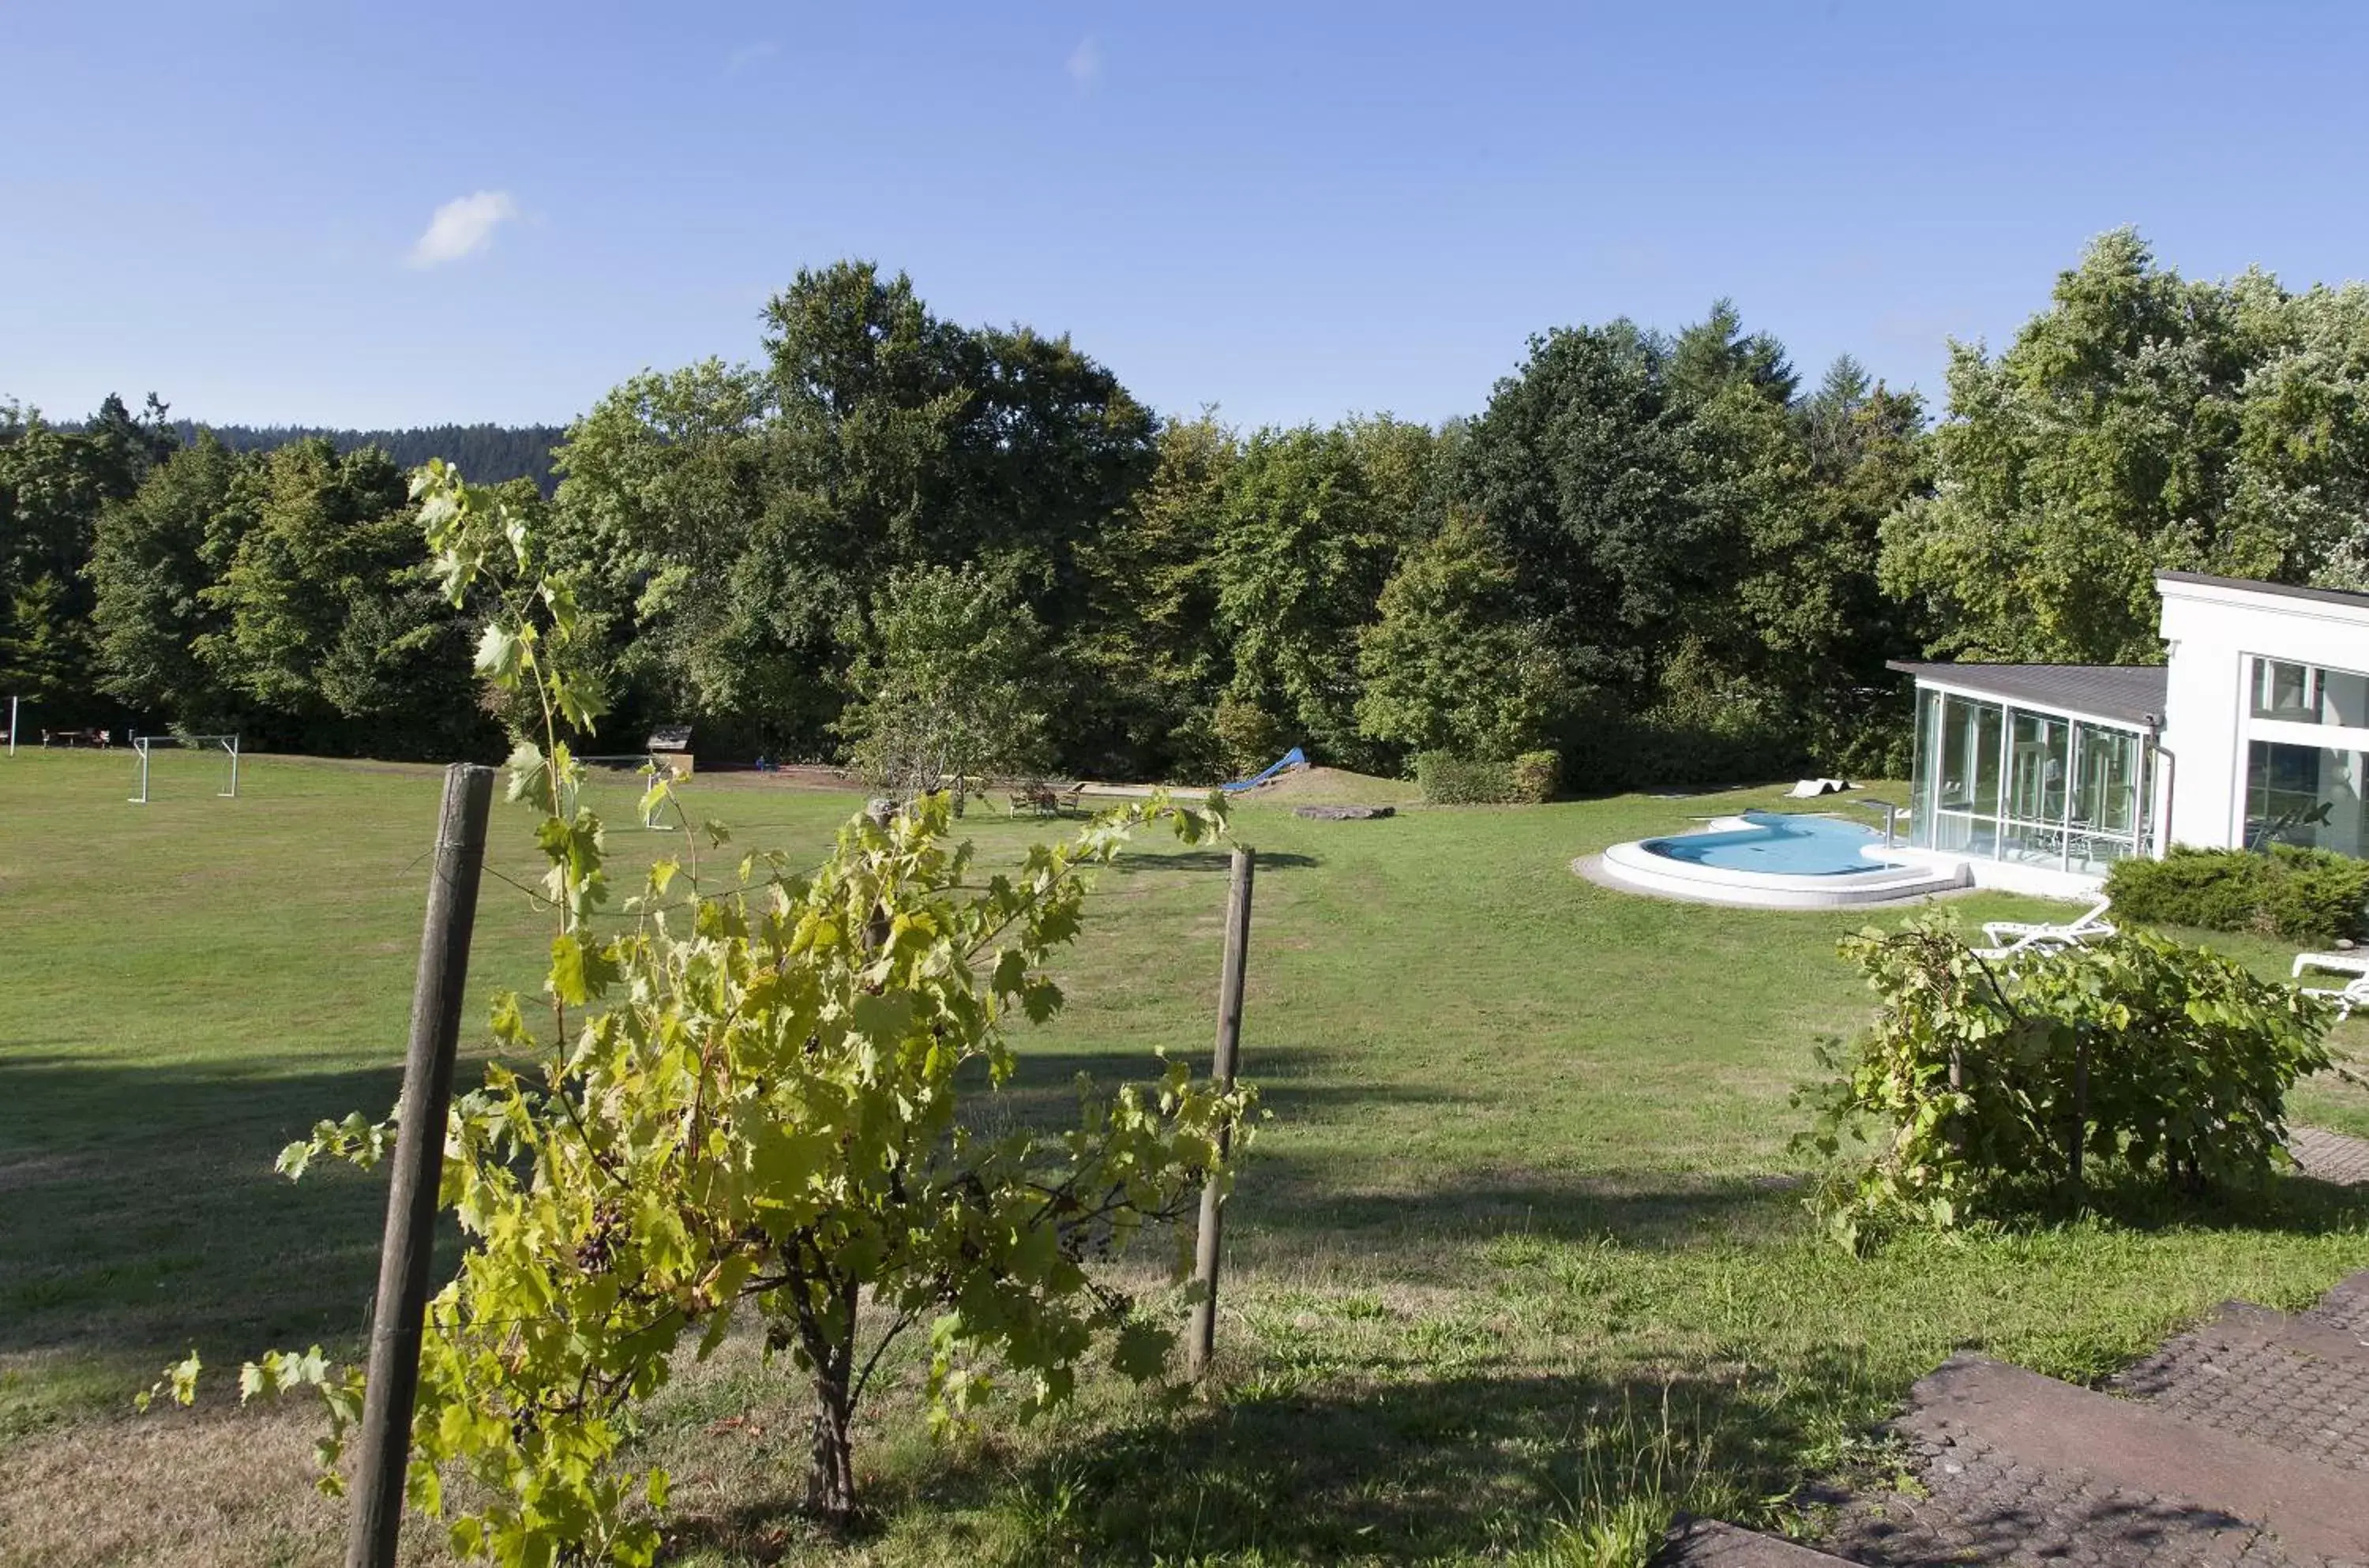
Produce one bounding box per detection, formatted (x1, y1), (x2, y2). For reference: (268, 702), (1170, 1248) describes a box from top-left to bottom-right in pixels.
(1221, 747), (1307, 793)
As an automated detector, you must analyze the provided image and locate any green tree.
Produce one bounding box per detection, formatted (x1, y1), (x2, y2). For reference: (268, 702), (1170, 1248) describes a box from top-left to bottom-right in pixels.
(1355, 511), (1569, 760)
(1211, 425), (1396, 771)
(1684, 345), (1932, 773)
(1449, 321), (1718, 709)
(1881, 229), (2369, 662)
(543, 262), (1154, 764)
(0, 394), (175, 716)
(197, 438), (488, 756)
(89, 432), (244, 729)
(1068, 411), (1239, 778)
(837, 563), (1050, 810)
(545, 360), (787, 744)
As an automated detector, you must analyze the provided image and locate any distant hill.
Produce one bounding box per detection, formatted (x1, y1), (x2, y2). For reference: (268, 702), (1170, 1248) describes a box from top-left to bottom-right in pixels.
(171, 421), (569, 493)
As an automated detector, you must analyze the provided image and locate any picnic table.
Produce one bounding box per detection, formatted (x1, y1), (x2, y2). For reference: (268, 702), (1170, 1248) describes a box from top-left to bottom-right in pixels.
(41, 728), (113, 748)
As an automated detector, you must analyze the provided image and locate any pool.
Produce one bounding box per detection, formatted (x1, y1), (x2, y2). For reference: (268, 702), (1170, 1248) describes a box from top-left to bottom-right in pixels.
(1643, 812), (1888, 875)
(1594, 811), (1969, 909)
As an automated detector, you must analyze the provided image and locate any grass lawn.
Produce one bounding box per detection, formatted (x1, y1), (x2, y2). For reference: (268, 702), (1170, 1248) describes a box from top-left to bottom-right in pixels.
(2, 748), (2365, 1566)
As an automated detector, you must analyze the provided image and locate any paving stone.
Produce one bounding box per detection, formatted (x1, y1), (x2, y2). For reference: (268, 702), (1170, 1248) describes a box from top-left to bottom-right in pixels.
(2114, 1301), (2369, 1472)
(1695, 1273), (2369, 1567)
(2307, 1272), (2369, 1341)
(1822, 1431), (2284, 1567)
(1893, 1355), (2369, 1561)
(2291, 1126), (2369, 1187)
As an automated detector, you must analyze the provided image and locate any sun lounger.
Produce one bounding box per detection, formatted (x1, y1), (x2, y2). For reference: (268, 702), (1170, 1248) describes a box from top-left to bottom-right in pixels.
(2302, 973), (2369, 1021)
(2292, 950), (2369, 980)
(1979, 898), (2114, 952)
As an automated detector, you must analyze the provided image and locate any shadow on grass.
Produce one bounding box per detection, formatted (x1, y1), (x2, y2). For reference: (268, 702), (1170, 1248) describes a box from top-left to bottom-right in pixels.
(1974, 1167), (2369, 1239)
(1104, 848), (1322, 876)
(666, 1353), (1869, 1565)
(0, 1053), (420, 1421)
(973, 1045), (1475, 1127)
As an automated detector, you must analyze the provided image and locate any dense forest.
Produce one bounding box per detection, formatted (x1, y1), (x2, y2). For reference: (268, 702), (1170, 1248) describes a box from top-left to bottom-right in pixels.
(162, 422), (565, 492)
(9, 230), (2369, 786)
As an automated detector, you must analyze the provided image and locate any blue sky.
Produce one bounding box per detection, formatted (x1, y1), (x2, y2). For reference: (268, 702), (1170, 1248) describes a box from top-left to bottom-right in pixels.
(6, 2), (2367, 432)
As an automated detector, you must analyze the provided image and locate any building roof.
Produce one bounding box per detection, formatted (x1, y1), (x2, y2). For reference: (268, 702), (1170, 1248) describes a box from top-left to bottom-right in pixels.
(1886, 662), (2168, 726)
(2156, 569), (2369, 614)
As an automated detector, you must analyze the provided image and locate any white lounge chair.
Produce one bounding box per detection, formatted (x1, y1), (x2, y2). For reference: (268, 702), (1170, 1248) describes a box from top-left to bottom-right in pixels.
(1979, 898), (2114, 955)
(2301, 973), (2369, 1021)
(2292, 950), (2369, 980)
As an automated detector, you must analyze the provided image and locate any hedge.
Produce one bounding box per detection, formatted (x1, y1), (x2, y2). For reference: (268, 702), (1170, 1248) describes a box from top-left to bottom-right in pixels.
(2104, 844), (2369, 945)
(1416, 750), (1561, 805)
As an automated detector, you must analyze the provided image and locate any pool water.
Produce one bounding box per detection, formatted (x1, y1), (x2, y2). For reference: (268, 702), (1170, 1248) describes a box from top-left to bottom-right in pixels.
(1640, 811), (1883, 876)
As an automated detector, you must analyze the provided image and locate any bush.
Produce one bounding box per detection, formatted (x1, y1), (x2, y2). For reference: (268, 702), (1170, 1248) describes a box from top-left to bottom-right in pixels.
(1211, 696), (1285, 778)
(1416, 751), (1559, 805)
(2106, 844), (2369, 944)
(1796, 914), (2333, 1245)
(1509, 750), (1560, 801)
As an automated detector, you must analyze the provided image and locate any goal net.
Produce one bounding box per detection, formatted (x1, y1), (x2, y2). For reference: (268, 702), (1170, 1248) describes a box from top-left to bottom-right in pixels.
(129, 733), (240, 805)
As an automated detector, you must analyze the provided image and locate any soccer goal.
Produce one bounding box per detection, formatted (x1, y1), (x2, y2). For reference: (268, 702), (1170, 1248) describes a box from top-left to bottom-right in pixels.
(573, 752), (681, 830)
(128, 733), (240, 805)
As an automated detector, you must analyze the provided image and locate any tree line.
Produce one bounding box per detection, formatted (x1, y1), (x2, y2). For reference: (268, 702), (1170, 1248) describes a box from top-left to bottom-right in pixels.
(10, 230), (2369, 784)
(168, 422), (566, 493)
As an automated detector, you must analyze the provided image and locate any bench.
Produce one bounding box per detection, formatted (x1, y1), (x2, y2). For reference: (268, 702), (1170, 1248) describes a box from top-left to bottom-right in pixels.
(1008, 780), (1085, 817)
(41, 728), (113, 748)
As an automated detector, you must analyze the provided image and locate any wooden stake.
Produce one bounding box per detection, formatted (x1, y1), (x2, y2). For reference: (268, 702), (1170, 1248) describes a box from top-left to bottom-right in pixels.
(347, 763), (494, 1568)
(1188, 845), (1255, 1380)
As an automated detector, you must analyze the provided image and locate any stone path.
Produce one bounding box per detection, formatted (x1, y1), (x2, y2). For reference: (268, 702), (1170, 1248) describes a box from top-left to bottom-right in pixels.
(1662, 1127), (2369, 1568)
(2294, 1125), (2369, 1186)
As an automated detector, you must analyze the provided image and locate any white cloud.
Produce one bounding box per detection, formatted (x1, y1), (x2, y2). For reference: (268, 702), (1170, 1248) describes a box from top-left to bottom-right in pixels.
(1066, 35), (1101, 89)
(406, 190), (519, 268)
(727, 39), (779, 73)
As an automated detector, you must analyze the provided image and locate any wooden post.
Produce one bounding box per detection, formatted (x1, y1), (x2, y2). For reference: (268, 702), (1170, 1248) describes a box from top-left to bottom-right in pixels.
(1188, 845), (1255, 1380)
(347, 763), (494, 1568)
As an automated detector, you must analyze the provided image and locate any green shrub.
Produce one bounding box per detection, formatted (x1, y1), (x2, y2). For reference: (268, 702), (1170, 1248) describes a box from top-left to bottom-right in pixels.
(2263, 845), (2369, 943)
(1211, 696), (1285, 777)
(1415, 751), (1558, 805)
(1796, 913), (2332, 1246)
(1509, 750), (1560, 802)
(2106, 844), (2369, 943)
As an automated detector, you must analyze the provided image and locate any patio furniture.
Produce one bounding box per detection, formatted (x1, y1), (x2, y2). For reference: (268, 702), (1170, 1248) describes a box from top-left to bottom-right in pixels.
(1008, 780), (1084, 817)
(2292, 950), (2369, 980)
(1980, 898), (2114, 953)
(2301, 973), (2369, 1021)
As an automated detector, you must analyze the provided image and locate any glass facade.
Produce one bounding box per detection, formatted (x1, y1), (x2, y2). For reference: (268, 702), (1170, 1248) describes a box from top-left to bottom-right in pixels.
(1907, 688), (2152, 872)
(2241, 655), (2369, 855)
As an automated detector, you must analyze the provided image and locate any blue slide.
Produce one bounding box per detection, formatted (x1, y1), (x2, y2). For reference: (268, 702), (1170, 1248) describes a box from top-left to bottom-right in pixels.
(1222, 746), (1307, 793)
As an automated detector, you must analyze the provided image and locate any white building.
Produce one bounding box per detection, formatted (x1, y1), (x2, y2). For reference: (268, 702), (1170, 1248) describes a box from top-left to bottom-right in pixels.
(1893, 571), (2369, 895)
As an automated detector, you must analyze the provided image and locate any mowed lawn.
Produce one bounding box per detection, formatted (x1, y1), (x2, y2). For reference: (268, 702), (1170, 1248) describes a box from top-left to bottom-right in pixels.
(2, 748), (2367, 1567)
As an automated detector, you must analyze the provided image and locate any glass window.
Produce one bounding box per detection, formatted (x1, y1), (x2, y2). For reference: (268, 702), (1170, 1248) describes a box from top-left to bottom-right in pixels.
(1909, 688), (1938, 848)
(2069, 722), (2143, 873)
(2003, 711), (2072, 866)
(2322, 667), (2369, 728)
(2247, 741), (2369, 856)
(2252, 658), (2316, 722)
(1927, 694), (2001, 855)
(2249, 656), (2369, 726)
